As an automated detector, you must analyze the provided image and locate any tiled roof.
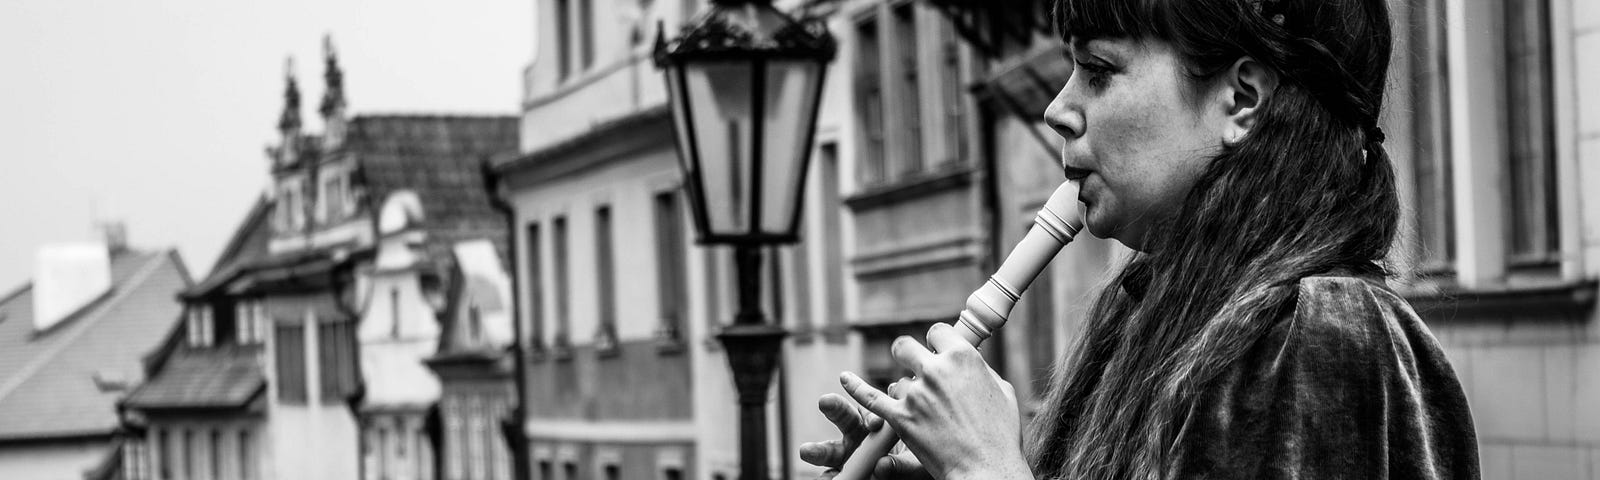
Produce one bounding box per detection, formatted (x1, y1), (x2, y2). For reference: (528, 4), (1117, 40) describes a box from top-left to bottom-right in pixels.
(0, 250), (190, 441)
(122, 345), (264, 410)
(492, 105), (669, 174)
(184, 196), (274, 298)
(347, 115), (518, 272)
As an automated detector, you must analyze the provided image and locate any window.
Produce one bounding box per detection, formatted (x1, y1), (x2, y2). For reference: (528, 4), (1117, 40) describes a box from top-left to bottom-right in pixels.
(553, 216), (572, 353)
(445, 401), (464, 480)
(853, 2), (968, 188)
(318, 321), (359, 401)
(391, 287), (402, 339)
(526, 222), (546, 354)
(539, 460), (553, 480)
(654, 191), (688, 343)
(275, 323), (307, 403)
(319, 172), (344, 223)
(564, 462), (579, 480)
(556, 0), (572, 81)
(233, 300), (259, 345)
(604, 464), (620, 480)
(239, 430), (254, 480)
(854, 15), (886, 185)
(1406, 0), (1561, 281)
(1409, 0), (1454, 270)
(156, 429), (171, 480)
(210, 430), (223, 480)
(213, 301), (237, 346)
(662, 467), (683, 480)
(936, 20), (970, 166)
(890, 3), (923, 175)
(578, 0), (595, 70)
(595, 206), (618, 352)
(817, 144), (847, 334)
(378, 426), (392, 479)
(187, 305), (213, 347)
(397, 422), (408, 458)
(1503, 0), (1558, 266)
(184, 430), (196, 480)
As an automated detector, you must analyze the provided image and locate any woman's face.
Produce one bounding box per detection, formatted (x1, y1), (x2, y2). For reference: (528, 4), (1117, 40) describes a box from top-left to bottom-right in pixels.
(1045, 37), (1230, 251)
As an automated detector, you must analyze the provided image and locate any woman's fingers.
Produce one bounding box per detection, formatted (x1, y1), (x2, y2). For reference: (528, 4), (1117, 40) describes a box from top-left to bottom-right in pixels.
(877, 451), (934, 480)
(925, 322), (976, 355)
(799, 439), (847, 468)
(889, 336), (935, 376)
(818, 393), (868, 439)
(840, 371), (907, 422)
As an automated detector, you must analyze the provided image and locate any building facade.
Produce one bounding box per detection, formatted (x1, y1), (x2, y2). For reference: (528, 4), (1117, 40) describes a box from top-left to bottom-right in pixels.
(117, 44), (519, 480)
(0, 238), (189, 480)
(424, 239), (518, 480)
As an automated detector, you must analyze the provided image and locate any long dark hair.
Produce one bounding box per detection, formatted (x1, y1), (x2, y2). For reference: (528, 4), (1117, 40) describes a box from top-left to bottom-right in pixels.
(1028, 0), (1398, 478)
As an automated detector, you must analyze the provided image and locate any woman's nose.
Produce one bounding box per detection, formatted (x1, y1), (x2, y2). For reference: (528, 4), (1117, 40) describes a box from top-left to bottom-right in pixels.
(1043, 85), (1084, 140)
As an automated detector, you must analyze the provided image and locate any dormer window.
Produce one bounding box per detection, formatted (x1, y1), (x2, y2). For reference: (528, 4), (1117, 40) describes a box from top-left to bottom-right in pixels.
(274, 178), (310, 234)
(236, 300), (266, 345)
(314, 167), (357, 225)
(186, 305), (214, 348)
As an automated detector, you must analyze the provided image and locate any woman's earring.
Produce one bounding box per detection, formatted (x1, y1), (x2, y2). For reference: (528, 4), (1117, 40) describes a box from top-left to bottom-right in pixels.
(1224, 130), (1244, 146)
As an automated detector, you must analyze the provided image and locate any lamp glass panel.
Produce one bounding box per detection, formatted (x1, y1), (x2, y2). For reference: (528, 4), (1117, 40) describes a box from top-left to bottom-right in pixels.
(684, 61), (756, 235)
(663, 65), (707, 233)
(759, 60), (823, 235)
(664, 65), (696, 179)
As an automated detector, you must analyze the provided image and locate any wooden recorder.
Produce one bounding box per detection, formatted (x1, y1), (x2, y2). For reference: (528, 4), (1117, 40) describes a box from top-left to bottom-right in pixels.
(834, 181), (1085, 480)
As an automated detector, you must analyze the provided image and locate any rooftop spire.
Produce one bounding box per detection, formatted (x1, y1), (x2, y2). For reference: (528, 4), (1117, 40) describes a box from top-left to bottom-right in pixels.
(320, 34), (346, 118)
(278, 57), (302, 133)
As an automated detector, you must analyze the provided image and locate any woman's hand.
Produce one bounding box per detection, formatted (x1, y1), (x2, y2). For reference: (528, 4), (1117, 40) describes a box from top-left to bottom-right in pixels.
(838, 323), (1031, 480)
(799, 393), (931, 479)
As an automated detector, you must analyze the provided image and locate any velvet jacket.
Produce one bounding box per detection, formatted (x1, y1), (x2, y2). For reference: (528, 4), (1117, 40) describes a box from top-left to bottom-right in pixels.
(1165, 275), (1480, 479)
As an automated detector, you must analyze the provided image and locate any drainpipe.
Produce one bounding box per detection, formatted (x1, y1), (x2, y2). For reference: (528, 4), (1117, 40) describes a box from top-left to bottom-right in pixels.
(483, 157), (531, 480)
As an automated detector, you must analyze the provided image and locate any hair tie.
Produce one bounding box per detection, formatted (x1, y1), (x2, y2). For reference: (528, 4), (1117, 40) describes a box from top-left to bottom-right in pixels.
(1250, 0), (1288, 26)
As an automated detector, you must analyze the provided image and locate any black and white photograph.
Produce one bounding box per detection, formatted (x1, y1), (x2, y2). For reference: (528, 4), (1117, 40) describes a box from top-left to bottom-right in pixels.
(0, 0), (1595, 479)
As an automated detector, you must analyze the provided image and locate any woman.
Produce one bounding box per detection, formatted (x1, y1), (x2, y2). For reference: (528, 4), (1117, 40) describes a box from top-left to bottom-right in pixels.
(799, 0), (1479, 478)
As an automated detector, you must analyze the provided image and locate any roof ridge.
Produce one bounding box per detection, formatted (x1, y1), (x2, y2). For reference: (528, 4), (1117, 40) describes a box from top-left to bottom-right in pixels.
(0, 282), (29, 306)
(0, 252), (173, 402)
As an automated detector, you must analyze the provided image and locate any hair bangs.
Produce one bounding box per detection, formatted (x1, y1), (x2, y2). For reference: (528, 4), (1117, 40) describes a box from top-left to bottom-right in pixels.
(1054, 0), (1170, 42)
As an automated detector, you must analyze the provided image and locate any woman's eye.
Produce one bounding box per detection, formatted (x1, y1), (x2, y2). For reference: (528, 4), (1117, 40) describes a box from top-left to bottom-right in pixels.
(1073, 61), (1113, 88)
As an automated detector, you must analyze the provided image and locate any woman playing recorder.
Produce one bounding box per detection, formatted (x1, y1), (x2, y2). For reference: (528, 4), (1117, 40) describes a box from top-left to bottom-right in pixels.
(800, 0), (1480, 478)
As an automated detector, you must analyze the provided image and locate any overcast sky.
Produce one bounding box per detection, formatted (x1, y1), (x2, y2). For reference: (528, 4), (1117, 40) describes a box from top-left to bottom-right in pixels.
(0, 0), (534, 291)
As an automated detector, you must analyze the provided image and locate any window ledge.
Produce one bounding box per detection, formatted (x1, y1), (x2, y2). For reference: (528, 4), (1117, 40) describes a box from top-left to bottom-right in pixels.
(1400, 278), (1597, 319)
(843, 165), (975, 211)
(792, 324), (850, 345)
(550, 345), (575, 362)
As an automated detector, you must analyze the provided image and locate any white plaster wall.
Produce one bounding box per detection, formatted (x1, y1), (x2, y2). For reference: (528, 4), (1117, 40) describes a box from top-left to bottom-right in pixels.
(360, 270), (441, 342)
(512, 146), (683, 346)
(0, 439), (106, 480)
(271, 405), (360, 480)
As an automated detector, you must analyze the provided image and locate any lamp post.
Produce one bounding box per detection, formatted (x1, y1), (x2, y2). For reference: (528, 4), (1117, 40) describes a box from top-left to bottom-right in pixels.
(654, 2), (835, 479)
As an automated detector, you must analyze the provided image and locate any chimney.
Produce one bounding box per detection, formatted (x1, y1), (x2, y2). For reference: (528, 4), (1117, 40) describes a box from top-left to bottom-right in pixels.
(32, 242), (113, 332)
(99, 221), (128, 254)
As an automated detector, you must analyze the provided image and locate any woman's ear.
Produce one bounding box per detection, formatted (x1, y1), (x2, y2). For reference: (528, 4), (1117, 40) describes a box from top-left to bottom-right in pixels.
(1219, 57), (1278, 146)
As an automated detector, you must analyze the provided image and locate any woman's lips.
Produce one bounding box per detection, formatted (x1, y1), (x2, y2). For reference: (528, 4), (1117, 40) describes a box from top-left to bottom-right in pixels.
(1062, 164), (1093, 181)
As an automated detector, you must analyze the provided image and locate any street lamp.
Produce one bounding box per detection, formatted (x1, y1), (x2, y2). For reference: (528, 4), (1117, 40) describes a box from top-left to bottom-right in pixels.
(655, 1), (835, 479)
